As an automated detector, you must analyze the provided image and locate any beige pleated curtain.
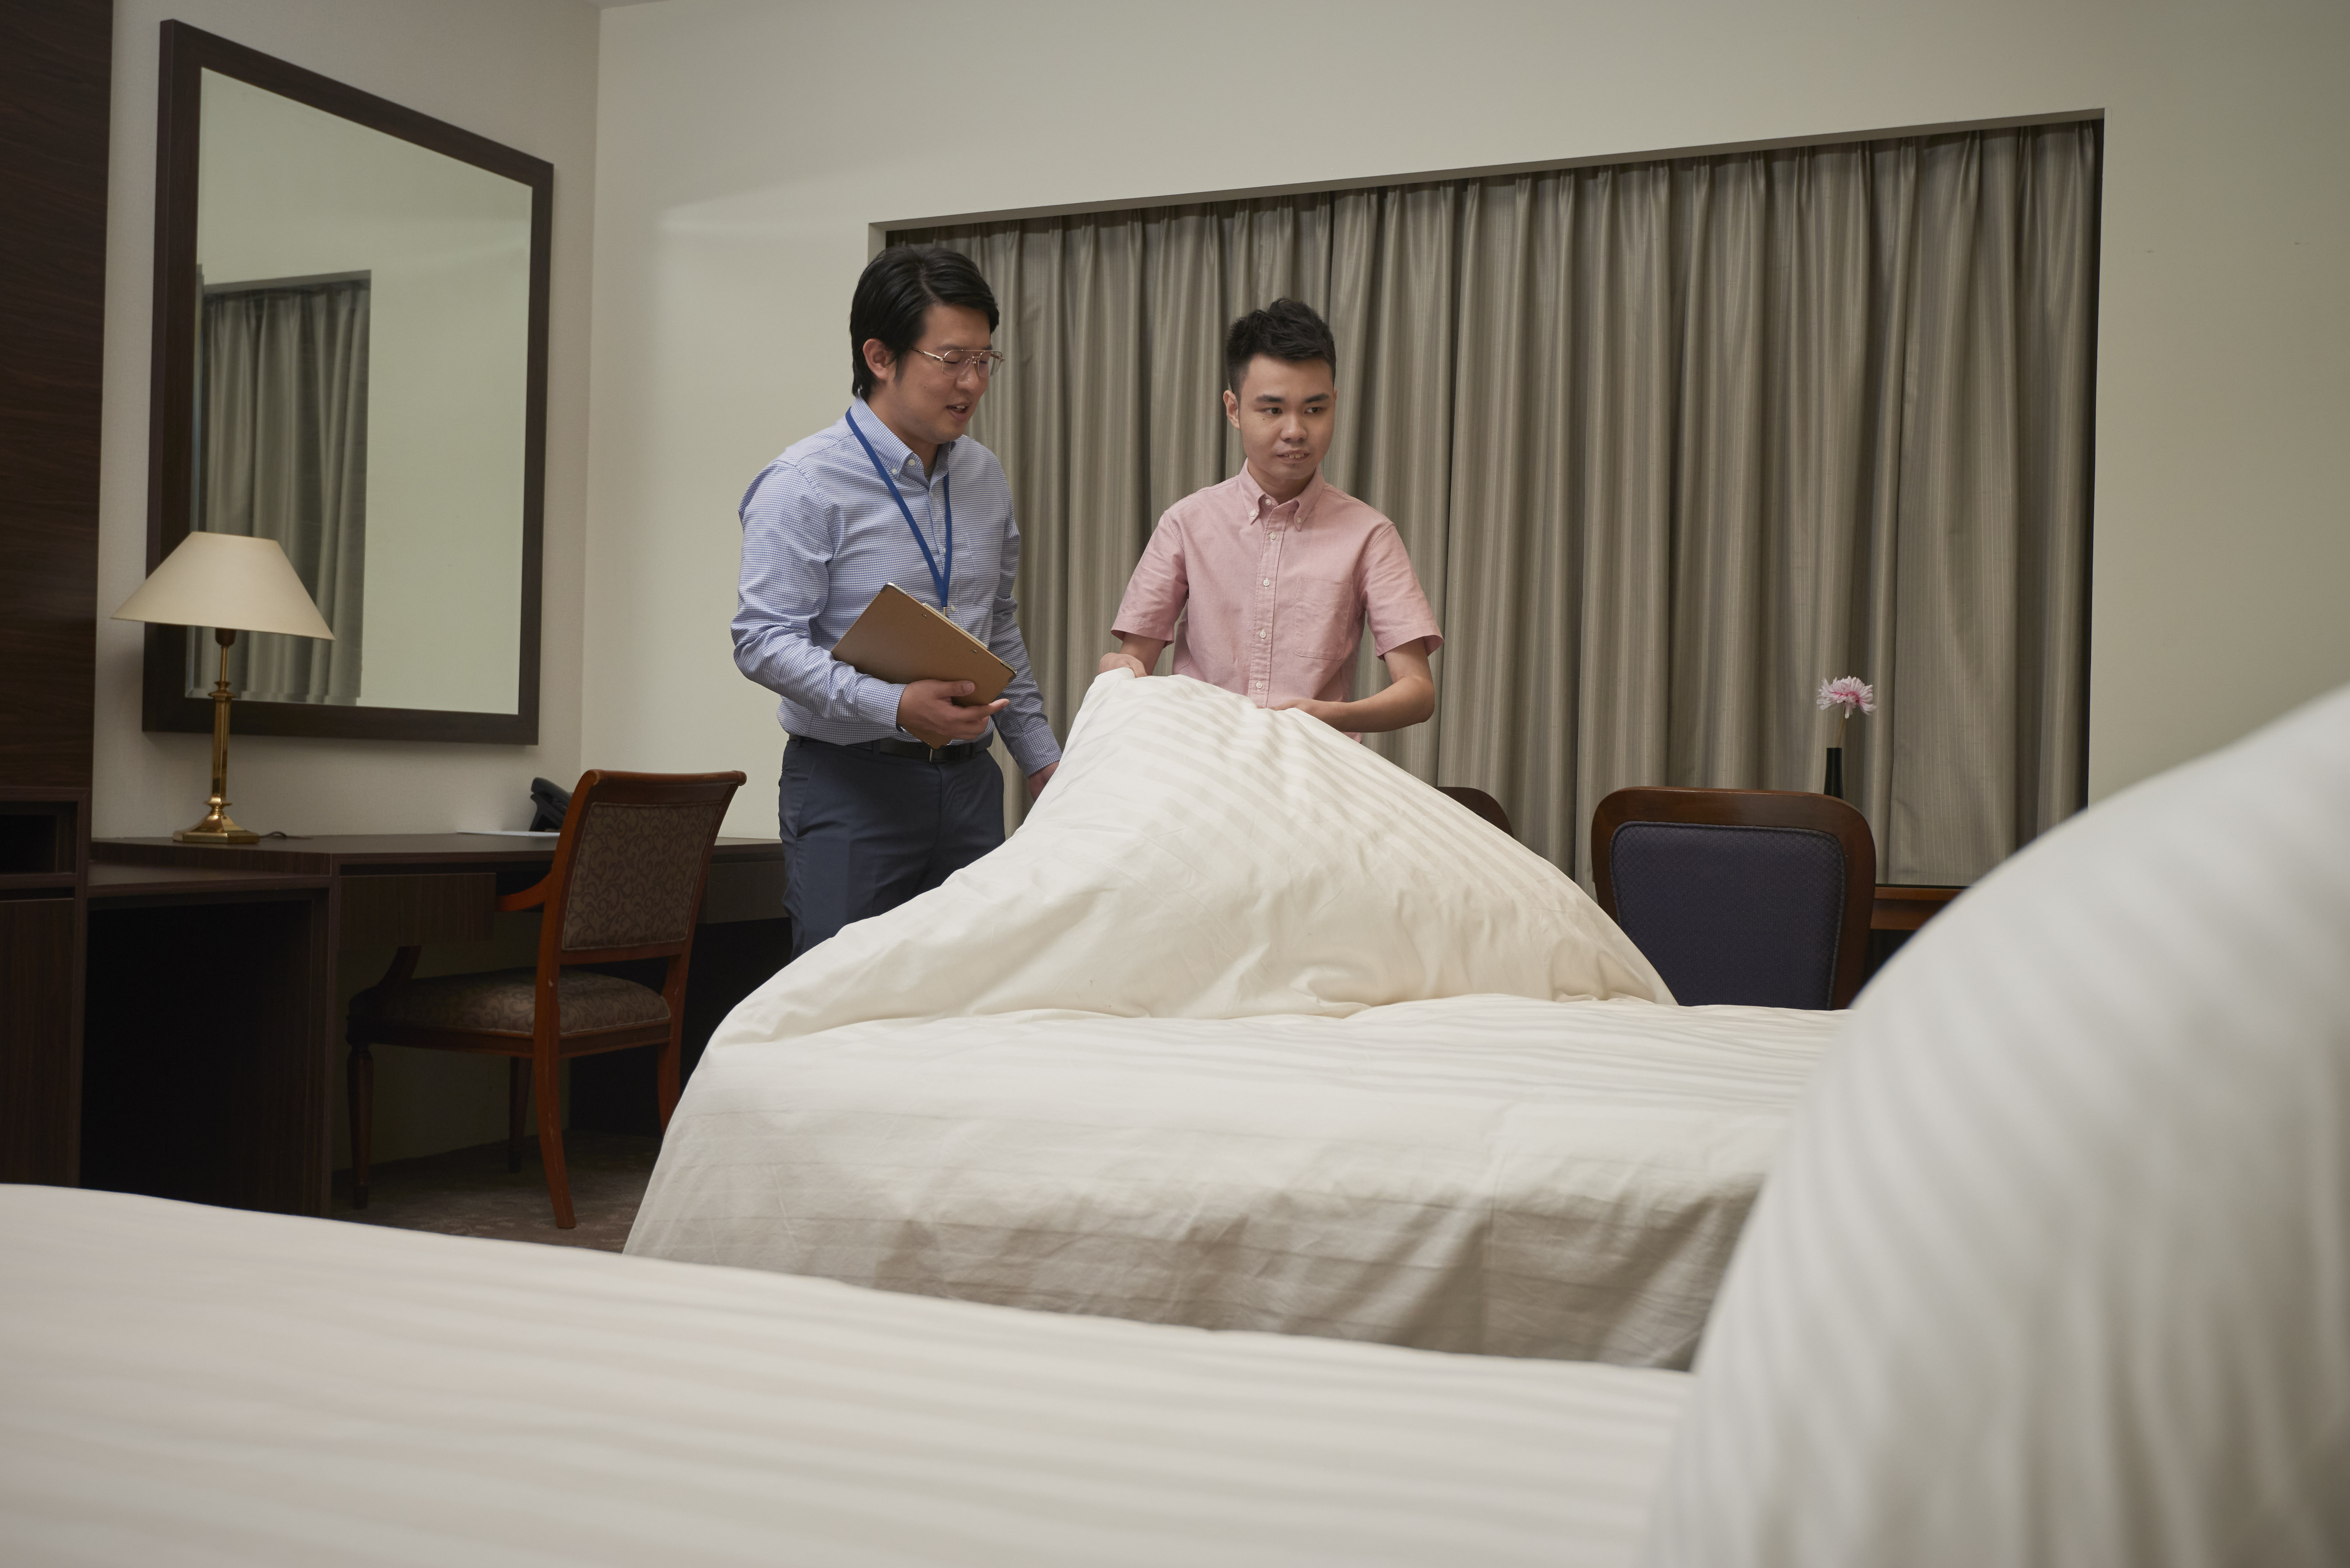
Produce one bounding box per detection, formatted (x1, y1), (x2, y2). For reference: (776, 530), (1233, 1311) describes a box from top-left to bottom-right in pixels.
(192, 277), (370, 705)
(897, 121), (2098, 885)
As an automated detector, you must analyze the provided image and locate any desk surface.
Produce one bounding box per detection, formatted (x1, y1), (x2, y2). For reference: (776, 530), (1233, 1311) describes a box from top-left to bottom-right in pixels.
(94, 834), (784, 876)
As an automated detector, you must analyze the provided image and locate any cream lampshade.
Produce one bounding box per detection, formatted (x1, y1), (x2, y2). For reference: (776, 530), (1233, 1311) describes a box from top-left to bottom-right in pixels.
(112, 532), (335, 844)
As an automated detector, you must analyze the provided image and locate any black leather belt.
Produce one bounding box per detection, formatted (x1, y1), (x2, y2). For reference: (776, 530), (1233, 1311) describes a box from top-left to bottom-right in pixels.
(839, 736), (991, 765)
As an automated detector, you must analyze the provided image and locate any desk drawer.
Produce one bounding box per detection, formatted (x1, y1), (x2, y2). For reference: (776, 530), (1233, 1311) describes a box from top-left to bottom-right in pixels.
(340, 873), (496, 949)
(698, 858), (786, 925)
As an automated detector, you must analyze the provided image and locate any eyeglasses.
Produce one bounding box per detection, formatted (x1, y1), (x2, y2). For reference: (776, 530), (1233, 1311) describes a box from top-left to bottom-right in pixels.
(907, 346), (1005, 378)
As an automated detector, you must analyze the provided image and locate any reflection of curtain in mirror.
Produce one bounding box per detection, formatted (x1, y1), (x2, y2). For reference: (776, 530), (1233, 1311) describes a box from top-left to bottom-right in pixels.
(192, 277), (368, 703)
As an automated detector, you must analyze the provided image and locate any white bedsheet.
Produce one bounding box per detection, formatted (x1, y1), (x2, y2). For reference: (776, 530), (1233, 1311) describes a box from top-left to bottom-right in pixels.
(630, 995), (1837, 1365)
(0, 1186), (1687, 1568)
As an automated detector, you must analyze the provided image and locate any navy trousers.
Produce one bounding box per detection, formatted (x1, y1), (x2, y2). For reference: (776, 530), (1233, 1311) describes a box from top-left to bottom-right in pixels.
(778, 737), (1004, 958)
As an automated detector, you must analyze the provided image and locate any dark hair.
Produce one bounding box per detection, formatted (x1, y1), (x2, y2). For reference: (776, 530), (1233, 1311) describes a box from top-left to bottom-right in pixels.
(1224, 299), (1337, 396)
(849, 244), (1000, 399)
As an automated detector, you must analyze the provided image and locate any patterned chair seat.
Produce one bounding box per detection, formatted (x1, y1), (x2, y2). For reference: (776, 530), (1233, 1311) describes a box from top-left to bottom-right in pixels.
(353, 968), (670, 1037)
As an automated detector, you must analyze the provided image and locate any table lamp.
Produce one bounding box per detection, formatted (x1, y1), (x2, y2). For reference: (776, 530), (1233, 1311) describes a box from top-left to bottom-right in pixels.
(111, 532), (335, 844)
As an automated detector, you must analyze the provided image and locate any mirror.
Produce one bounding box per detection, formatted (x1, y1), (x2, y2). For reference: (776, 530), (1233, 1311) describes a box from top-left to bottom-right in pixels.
(143, 23), (549, 743)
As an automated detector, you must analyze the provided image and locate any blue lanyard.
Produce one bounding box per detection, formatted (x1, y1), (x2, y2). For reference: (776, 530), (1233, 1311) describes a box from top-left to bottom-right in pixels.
(845, 406), (952, 608)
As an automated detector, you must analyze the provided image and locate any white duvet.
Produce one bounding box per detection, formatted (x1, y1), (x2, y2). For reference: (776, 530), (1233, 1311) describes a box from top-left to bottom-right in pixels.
(630, 674), (1837, 1364)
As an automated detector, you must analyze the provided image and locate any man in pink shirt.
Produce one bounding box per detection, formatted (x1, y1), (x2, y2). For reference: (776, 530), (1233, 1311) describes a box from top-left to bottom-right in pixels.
(1099, 300), (1442, 736)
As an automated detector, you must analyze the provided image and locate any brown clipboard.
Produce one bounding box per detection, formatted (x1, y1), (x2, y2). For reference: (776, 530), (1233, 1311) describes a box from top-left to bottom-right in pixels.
(830, 582), (1015, 748)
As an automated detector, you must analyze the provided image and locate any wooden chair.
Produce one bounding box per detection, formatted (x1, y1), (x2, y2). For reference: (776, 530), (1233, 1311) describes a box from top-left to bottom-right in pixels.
(345, 769), (745, 1228)
(1437, 786), (1513, 838)
(1590, 787), (1876, 1009)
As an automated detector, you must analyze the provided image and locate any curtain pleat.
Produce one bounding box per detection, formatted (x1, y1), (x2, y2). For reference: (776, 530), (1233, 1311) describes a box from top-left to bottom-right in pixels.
(901, 122), (2096, 883)
(193, 279), (369, 705)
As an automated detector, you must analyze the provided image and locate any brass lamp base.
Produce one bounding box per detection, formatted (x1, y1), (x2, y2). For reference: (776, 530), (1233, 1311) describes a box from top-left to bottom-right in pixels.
(176, 630), (262, 844)
(175, 827), (261, 845)
(175, 796), (259, 844)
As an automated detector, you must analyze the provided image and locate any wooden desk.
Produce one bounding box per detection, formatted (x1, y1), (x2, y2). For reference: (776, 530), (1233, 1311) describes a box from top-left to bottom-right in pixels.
(1862, 884), (1963, 986)
(1871, 884), (1964, 931)
(82, 835), (786, 1217)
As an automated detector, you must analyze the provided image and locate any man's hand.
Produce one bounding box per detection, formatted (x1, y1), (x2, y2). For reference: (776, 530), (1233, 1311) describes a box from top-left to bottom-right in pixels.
(1026, 761), (1058, 799)
(1096, 634), (1166, 680)
(896, 679), (1007, 742)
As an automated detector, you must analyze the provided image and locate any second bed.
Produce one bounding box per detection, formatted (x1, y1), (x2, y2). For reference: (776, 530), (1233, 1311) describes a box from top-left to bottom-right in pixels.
(629, 674), (1842, 1366)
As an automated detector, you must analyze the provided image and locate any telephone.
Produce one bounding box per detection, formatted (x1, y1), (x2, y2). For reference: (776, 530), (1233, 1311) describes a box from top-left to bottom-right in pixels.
(528, 777), (571, 832)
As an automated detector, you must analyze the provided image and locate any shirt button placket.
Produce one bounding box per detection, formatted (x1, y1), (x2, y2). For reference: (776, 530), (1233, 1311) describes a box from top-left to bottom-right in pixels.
(918, 463), (949, 614)
(1257, 523), (1283, 702)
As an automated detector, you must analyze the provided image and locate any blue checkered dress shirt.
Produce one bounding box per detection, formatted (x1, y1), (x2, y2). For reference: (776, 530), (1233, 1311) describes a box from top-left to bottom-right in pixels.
(732, 401), (1060, 774)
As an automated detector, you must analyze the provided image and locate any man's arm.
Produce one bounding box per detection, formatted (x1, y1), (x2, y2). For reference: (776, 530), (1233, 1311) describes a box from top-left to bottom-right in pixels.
(1279, 518), (1442, 733)
(1275, 638), (1436, 733)
(979, 498), (1063, 795)
(732, 462), (907, 730)
(1104, 515), (1186, 679)
(1098, 635), (1167, 678)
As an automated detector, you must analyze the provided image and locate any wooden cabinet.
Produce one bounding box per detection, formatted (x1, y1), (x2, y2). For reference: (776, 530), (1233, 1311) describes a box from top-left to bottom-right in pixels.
(0, 0), (111, 1186)
(0, 792), (87, 1184)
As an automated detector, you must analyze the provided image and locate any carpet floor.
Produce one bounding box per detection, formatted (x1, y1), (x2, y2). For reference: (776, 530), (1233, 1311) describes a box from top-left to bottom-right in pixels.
(330, 1130), (661, 1253)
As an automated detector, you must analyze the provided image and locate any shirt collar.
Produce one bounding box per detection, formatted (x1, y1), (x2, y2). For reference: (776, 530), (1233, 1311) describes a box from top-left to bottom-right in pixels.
(1236, 463), (1325, 527)
(850, 397), (951, 479)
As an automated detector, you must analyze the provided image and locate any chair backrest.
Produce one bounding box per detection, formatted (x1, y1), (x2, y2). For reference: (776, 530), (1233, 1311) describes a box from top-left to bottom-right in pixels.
(1591, 788), (1875, 1009)
(1436, 785), (1512, 838)
(1640, 682), (2350, 1568)
(541, 770), (744, 964)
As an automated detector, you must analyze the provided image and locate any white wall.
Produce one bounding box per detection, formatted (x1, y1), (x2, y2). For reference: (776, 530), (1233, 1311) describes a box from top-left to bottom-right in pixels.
(98, 0), (600, 839)
(585, 0), (2350, 836)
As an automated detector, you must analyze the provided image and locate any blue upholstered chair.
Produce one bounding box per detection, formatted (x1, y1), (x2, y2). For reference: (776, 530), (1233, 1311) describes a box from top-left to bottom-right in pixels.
(1590, 787), (1876, 1009)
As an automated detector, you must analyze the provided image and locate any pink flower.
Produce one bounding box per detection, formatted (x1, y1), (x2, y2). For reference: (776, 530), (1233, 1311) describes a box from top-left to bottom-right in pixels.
(1816, 676), (1876, 716)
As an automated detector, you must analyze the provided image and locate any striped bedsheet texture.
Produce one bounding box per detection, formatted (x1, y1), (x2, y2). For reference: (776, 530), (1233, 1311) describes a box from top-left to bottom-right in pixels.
(628, 995), (1839, 1366)
(0, 1186), (1687, 1567)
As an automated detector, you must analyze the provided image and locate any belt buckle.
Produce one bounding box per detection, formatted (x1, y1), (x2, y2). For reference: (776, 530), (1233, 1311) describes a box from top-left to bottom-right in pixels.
(927, 743), (948, 763)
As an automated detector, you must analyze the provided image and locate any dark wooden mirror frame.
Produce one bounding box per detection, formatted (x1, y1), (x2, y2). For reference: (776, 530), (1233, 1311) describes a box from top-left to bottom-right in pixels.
(142, 21), (550, 744)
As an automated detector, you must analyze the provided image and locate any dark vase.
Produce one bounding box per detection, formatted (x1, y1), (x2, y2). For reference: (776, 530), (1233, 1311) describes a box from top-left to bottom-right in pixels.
(1823, 746), (1845, 800)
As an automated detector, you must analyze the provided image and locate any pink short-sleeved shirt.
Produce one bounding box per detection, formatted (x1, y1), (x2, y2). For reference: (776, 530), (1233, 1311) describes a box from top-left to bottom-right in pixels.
(1112, 468), (1442, 712)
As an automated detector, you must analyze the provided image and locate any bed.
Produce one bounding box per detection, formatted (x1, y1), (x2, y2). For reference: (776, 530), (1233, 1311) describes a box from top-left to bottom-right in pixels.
(0, 1185), (1686, 1568)
(12, 678), (2347, 1568)
(628, 672), (1839, 1366)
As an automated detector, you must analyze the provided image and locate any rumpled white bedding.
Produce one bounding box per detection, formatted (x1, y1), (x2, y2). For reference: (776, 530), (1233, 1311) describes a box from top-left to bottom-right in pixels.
(719, 671), (1672, 1037)
(629, 996), (1835, 1364)
(0, 1186), (1689, 1568)
(632, 673), (1833, 1364)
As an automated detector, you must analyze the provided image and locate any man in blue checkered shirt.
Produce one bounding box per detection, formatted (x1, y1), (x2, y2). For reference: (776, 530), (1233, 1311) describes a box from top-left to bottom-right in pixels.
(732, 246), (1060, 957)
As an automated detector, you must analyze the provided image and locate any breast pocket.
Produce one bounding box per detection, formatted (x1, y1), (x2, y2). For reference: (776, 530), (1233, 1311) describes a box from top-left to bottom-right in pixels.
(1283, 578), (1364, 661)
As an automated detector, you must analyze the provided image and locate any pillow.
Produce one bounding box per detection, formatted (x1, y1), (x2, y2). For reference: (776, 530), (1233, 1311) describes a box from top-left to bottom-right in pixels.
(713, 672), (1667, 1044)
(1642, 683), (2350, 1566)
